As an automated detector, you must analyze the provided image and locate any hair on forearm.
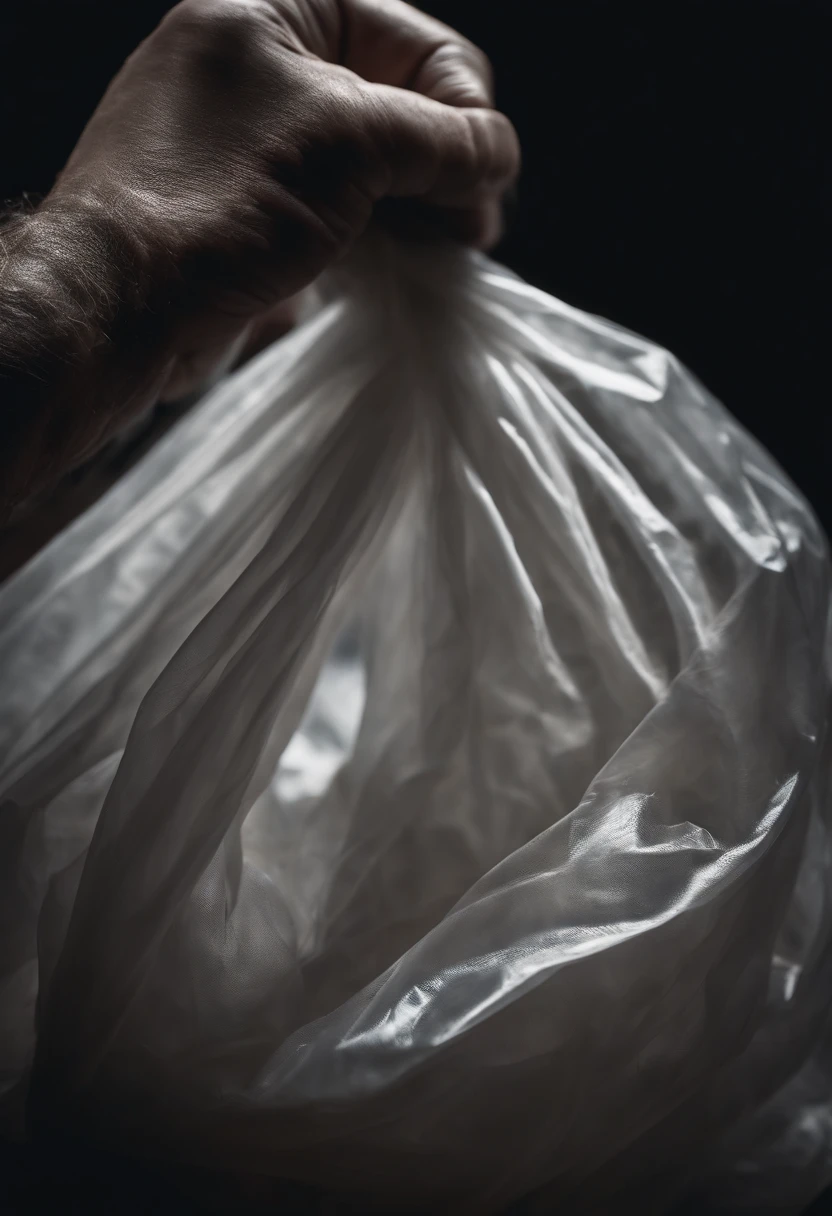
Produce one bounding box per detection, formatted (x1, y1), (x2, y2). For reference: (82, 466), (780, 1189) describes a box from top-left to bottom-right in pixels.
(0, 198), (170, 521)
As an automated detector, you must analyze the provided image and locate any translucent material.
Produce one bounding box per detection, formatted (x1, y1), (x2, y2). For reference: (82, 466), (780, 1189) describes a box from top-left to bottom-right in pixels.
(1, 239), (831, 1214)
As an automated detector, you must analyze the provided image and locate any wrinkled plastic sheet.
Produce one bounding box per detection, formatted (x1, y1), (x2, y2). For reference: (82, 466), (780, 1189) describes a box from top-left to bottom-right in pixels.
(1, 238), (831, 1213)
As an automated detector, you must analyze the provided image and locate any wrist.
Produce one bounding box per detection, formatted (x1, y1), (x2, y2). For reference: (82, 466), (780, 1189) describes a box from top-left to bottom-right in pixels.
(0, 192), (174, 514)
(26, 187), (176, 369)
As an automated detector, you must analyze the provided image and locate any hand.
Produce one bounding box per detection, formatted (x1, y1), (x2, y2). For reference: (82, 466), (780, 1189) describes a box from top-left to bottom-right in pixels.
(51, 0), (520, 399)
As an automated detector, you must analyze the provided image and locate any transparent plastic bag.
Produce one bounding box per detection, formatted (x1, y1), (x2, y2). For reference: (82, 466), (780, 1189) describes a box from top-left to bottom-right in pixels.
(1, 237), (831, 1214)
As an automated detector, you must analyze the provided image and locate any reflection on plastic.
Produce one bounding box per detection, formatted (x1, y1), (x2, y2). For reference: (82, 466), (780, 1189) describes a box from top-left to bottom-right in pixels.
(0, 237), (830, 1214)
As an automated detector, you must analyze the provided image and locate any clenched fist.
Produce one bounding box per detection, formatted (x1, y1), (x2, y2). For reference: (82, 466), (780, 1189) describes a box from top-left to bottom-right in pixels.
(0, 0), (518, 514)
(55, 0), (518, 396)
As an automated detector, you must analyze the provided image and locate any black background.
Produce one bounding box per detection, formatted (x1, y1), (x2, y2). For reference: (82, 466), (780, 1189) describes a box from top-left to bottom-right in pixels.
(1, 0), (829, 529)
(0, 1), (830, 1212)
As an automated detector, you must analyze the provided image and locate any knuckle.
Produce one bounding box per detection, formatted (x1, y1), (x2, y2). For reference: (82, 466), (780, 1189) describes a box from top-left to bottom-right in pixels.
(323, 86), (386, 184)
(457, 110), (517, 193)
(454, 37), (495, 95)
(161, 0), (276, 93)
(492, 112), (522, 181)
(167, 0), (232, 29)
(166, 0), (267, 42)
(461, 37), (491, 77)
(420, 40), (493, 107)
(463, 111), (489, 175)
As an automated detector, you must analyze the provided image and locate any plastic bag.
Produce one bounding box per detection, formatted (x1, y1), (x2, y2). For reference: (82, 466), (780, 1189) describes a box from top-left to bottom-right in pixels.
(1, 237), (831, 1214)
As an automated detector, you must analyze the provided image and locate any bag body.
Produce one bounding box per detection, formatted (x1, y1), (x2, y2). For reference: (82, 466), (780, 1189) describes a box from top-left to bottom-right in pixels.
(1, 240), (830, 1213)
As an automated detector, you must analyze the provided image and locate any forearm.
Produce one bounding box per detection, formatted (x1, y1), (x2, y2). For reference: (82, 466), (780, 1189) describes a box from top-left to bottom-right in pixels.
(0, 197), (173, 520)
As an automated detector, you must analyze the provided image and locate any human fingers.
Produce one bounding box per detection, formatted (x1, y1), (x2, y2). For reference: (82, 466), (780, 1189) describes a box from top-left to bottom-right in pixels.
(361, 83), (519, 209)
(337, 0), (495, 106)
